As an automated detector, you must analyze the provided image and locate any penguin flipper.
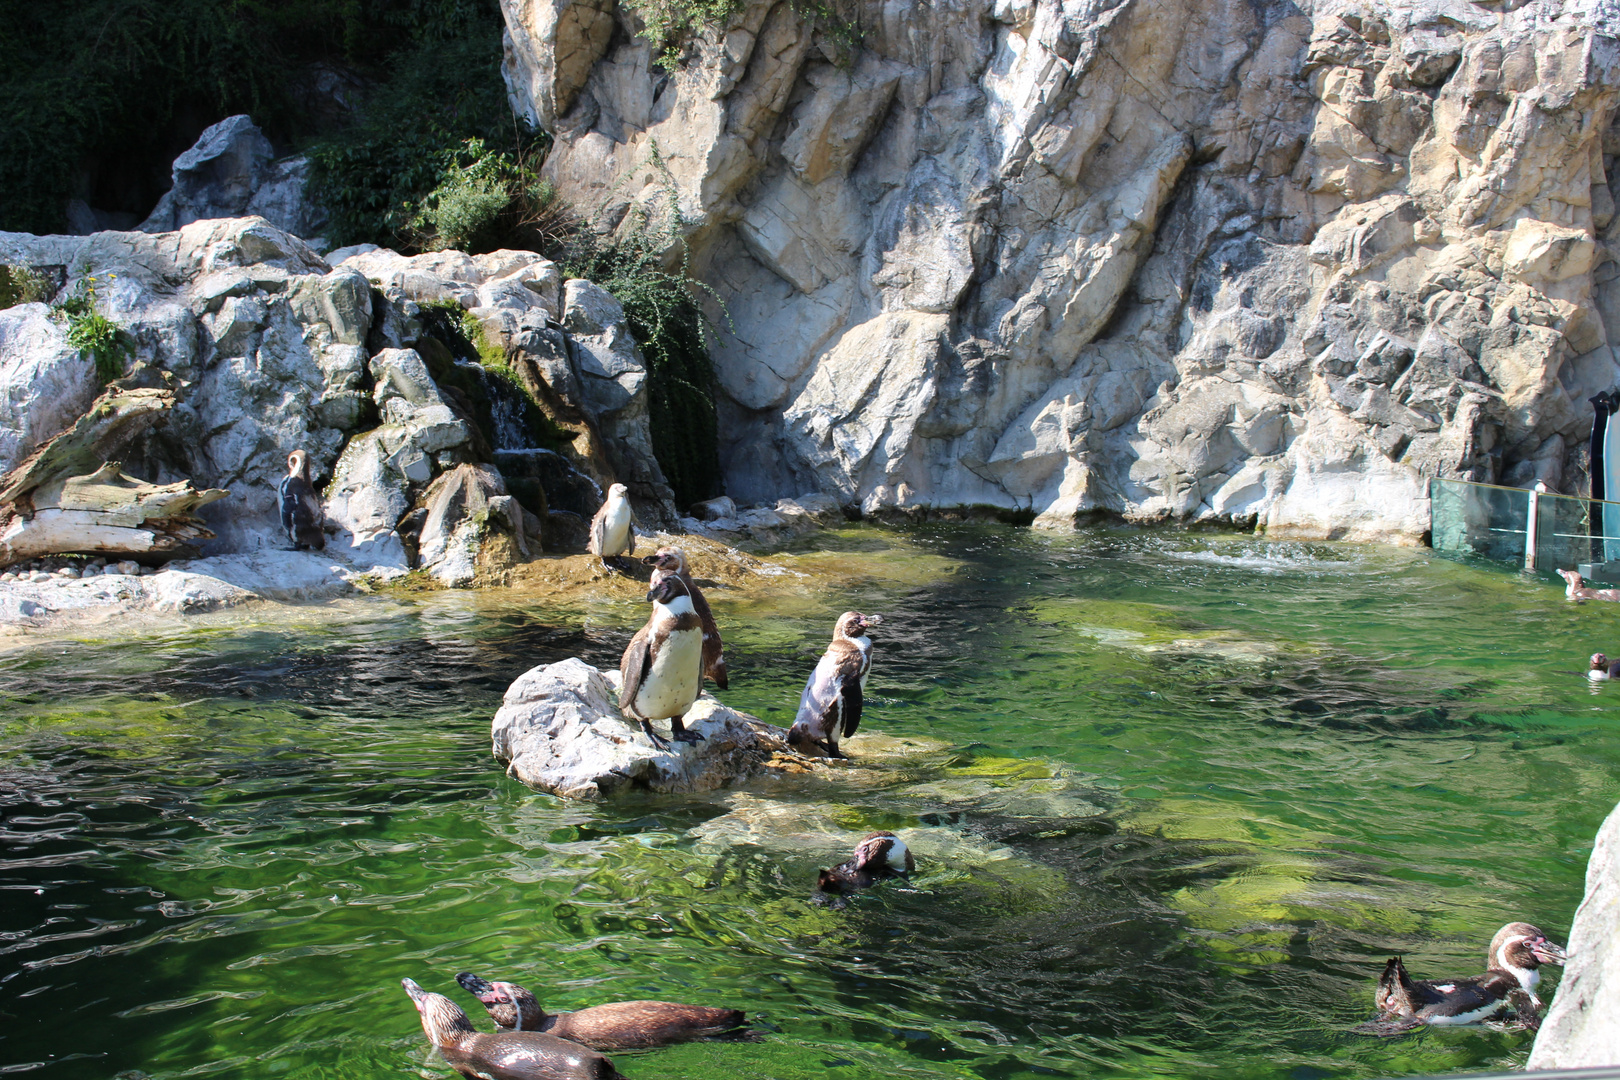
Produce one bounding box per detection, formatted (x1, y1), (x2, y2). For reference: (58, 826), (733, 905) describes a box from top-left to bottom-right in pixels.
(619, 627), (652, 720)
(1350, 1015), (1426, 1038)
(838, 675), (863, 739)
(587, 503), (607, 556)
(278, 476), (297, 535)
(1507, 988), (1541, 1032)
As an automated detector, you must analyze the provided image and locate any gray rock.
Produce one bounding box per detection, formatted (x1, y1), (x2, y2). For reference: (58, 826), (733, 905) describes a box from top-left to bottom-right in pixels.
(139, 116), (326, 238)
(1528, 798), (1620, 1068)
(514, 0), (1620, 544)
(491, 658), (794, 799)
(416, 463), (514, 586)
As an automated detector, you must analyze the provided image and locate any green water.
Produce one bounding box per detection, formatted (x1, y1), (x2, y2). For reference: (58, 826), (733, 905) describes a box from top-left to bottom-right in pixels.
(2, 524), (1616, 1080)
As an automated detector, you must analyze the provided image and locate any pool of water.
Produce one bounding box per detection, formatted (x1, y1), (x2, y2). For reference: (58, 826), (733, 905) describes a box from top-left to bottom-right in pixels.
(2, 523), (1616, 1080)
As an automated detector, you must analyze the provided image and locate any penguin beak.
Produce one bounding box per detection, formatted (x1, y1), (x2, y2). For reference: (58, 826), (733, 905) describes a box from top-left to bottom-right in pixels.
(401, 978), (428, 1008)
(646, 586), (659, 602)
(641, 554), (659, 566)
(1532, 939), (1568, 965)
(455, 972), (494, 996)
(865, 614), (884, 625)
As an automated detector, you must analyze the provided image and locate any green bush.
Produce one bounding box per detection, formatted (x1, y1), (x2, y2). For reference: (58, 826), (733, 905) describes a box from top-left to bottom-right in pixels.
(55, 275), (133, 386)
(0, 265), (52, 309)
(621, 0), (861, 71)
(0, 0), (505, 236)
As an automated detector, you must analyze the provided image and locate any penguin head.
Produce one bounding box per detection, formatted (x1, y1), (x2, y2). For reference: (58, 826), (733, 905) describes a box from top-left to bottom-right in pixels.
(642, 545), (687, 573)
(1558, 568), (1583, 588)
(286, 449), (309, 479)
(1592, 652), (1610, 671)
(401, 978), (476, 1044)
(608, 483), (629, 500)
(648, 574), (690, 605)
(1491, 922), (1567, 972)
(836, 611), (882, 638)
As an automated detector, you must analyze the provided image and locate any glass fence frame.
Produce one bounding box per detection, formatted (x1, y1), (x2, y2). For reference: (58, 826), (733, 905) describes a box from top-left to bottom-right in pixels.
(1429, 477), (1620, 576)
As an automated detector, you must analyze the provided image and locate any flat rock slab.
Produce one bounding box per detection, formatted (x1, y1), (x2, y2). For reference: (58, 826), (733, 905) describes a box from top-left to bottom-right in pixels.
(492, 657), (804, 799)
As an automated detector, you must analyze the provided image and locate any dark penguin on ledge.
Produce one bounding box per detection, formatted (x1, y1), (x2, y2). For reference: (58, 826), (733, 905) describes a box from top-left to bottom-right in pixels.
(787, 611), (882, 758)
(400, 978), (626, 1080)
(278, 449), (325, 550)
(456, 972), (748, 1050)
(1351, 922), (1567, 1036)
(643, 545), (727, 689)
(816, 831), (914, 901)
(618, 574), (705, 749)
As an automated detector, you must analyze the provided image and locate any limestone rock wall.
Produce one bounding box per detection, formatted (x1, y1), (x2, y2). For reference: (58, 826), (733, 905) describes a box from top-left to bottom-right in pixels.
(510, 0), (1620, 542)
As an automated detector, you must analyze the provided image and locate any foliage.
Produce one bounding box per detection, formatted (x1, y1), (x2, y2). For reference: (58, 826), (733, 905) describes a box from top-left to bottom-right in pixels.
(621, 0), (861, 71)
(0, 265), (52, 309)
(558, 148), (725, 506)
(0, 0), (504, 235)
(55, 275), (133, 386)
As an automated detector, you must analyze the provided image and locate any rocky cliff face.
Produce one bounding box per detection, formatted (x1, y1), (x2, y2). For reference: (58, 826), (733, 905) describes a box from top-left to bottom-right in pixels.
(506, 0), (1620, 542)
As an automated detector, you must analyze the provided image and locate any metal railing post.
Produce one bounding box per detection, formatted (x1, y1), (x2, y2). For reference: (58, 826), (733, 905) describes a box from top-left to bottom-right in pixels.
(1526, 483), (1541, 570)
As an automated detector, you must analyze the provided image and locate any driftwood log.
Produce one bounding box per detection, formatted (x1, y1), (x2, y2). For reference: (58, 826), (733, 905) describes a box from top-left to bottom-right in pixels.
(0, 388), (230, 567)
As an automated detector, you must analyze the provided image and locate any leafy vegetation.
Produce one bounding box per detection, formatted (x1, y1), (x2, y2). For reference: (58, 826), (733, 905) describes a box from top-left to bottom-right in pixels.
(0, 0), (509, 236)
(0, 265), (52, 309)
(55, 275), (133, 386)
(558, 150), (724, 506)
(621, 0), (862, 71)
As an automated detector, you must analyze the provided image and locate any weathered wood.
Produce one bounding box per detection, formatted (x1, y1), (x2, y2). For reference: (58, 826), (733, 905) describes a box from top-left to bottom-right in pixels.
(0, 387), (175, 507)
(0, 462), (228, 568)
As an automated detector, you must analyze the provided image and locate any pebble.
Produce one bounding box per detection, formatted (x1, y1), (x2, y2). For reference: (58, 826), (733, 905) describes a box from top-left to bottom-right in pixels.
(56, 567), (78, 579)
(0, 572), (14, 582)
(113, 561), (140, 576)
(28, 571), (50, 583)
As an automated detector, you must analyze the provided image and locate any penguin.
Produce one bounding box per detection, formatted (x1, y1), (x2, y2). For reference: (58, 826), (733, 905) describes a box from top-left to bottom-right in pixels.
(1351, 922), (1567, 1036)
(815, 831), (914, 898)
(588, 483), (636, 567)
(1590, 652), (1620, 680)
(642, 545), (728, 690)
(787, 611), (883, 759)
(618, 574), (705, 749)
(400, 978), (626, 1080)
(278, 449), (325, 551)
(1557, 568), (1620, 602)
(455, 973), (748, 1050)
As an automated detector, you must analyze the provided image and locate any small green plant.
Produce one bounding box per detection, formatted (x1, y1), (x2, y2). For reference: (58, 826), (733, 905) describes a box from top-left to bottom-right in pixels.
(0, 265), (52, 309)
(54, 275), (133, 386)
(622, 0), (860, 71)
(558, 143), (726, 505)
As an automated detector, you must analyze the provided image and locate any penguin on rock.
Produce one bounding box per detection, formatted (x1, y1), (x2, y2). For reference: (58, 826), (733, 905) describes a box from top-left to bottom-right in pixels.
(618, 574), (705, 749)
(588, 483), (636, 568)
(278, 449), (325, 551)
(787, 611), (883, 759)
(643, 545), (728, 690)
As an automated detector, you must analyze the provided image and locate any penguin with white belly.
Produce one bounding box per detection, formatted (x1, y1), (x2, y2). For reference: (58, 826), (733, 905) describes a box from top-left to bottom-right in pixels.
(618, 574), (706, 749)
(588, 483), (636, 568)
(279, 449), (325, 550)
(787, 611), (883, 758)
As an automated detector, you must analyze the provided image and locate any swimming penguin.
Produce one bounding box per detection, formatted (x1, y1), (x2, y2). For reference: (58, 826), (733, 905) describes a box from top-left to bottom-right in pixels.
(643, 546), (727, 690)
(1557, 568), (1620, 602)
(455, 973), (747, 1050)
(278, 450), (325, 550)
(816, 831), (914, 897)
(1351, 922), (1567, 1036)
(588, 483), (636, 567)
(618, 574), (704, 749)
(787, 611), (883, 758)
(1590, 653), (1620, 680)
(400, 978), (626, 1080)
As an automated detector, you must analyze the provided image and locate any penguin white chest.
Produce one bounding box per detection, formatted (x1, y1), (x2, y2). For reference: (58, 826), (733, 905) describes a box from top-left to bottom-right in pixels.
(601, 501), (633, 554)
(635, 625), (703, 719)
(853, 635), (873, 691)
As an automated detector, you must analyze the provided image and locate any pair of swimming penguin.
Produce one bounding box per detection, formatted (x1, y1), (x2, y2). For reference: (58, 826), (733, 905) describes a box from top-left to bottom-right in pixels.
(595, 484), (881, 760)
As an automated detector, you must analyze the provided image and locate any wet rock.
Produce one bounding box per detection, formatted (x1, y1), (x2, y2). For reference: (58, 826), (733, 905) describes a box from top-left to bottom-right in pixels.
(1529, 799), (1620, 1068)
(491, 658), (796, 799)
(416, 463), (523, 586)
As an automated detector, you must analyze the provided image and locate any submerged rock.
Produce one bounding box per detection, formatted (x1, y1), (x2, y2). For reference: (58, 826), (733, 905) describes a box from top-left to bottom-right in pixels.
(491, 657), (795, 799)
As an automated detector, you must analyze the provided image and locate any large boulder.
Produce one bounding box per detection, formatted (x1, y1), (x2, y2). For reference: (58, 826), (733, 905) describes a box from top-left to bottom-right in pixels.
(1528, 800), (1620, 1068)
(139, 115), (327, 240)
(491, 658), (796, 799)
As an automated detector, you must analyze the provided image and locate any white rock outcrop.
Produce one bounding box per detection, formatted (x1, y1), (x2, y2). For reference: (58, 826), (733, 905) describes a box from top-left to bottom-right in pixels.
(514, 0), (1620, 542)
(491, 657), (794, 798)
(1529, 799), (1620, 1068)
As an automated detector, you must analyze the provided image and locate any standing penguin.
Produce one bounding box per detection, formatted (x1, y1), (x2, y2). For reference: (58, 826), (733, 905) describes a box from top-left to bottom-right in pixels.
(588, 483), (636, 567)
(643, 546), (727, 690)
(278, 449), (325, 551)
(619, 574), (705, 748)
(787, 611), (883, 759)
